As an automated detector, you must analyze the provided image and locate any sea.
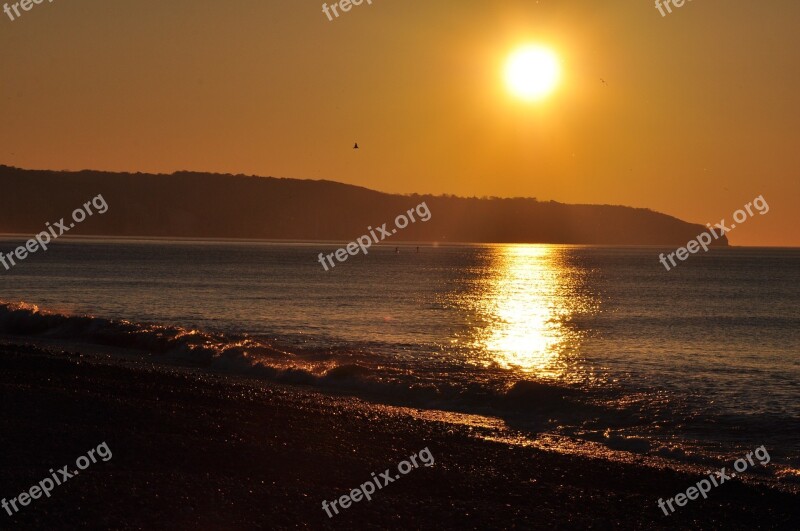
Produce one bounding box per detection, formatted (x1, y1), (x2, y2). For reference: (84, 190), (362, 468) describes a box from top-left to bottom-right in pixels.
(1, 238), (798, 484)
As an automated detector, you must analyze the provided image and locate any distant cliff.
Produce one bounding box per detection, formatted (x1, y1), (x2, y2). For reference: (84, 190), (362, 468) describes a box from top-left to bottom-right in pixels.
(0, 165), (727, 246)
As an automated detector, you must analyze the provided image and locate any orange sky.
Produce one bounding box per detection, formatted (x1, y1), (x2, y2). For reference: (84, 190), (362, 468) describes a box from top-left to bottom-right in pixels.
(1, 1), (798, 246)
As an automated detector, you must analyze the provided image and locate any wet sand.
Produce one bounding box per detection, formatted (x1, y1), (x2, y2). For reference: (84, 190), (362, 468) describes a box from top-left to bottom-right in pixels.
(1, 341), (798, 530)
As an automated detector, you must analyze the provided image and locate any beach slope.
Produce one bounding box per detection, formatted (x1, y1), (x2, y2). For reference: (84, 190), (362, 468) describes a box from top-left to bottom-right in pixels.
(0, 342), (796, 530)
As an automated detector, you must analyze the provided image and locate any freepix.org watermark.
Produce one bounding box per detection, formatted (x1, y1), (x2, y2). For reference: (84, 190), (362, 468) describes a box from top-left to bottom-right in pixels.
(2, 442), (112, 517)
(322, 447), (434, 518)
(322, 0), (375, 22)
(659, 195), (768, 271)
(317, 201), (432, 271)
(655, 0), (693, 17)
(3, 0), (55, 22)
(0, 194), (109, 272)
(657, 446), (770, 516)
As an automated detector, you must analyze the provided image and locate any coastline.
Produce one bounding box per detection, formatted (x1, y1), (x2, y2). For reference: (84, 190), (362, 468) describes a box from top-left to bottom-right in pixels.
(1, 340), (798, 529)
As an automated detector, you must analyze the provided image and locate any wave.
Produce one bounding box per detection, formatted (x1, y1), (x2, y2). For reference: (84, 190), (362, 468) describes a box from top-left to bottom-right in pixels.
(0, 301), (597, 417)
(0, 301), (293, 365)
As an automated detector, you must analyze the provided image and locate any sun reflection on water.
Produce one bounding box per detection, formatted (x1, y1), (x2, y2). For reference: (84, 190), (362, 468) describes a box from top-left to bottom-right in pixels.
(470, 245), (597, 380)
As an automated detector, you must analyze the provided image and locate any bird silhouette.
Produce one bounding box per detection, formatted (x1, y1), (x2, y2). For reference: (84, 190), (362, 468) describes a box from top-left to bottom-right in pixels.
(353, 143), (359, 149)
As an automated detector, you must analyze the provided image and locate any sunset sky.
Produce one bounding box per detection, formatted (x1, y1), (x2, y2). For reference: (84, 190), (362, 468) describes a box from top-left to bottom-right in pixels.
(1, 0), (798, 246)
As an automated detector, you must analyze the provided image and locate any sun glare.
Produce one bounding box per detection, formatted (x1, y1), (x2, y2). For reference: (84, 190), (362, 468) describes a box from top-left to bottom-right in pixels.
(504, 45), (561, 101)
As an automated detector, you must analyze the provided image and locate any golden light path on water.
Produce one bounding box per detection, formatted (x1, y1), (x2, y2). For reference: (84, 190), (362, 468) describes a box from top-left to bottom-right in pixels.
(468, 245), (598, 381)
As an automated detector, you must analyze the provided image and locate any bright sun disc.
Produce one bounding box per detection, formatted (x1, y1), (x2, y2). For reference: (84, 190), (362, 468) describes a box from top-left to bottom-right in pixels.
(505, 46), (560, 101)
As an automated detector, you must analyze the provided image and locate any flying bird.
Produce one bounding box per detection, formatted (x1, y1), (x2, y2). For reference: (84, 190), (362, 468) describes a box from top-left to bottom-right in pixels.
(353, 143), (359, 149)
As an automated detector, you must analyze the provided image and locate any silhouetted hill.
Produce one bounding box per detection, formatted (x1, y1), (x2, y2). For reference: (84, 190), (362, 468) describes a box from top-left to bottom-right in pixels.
(0, 165), (727, 246)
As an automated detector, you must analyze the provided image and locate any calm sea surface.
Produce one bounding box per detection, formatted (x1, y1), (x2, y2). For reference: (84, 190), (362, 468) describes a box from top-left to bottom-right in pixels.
(1, 239), (798, 476)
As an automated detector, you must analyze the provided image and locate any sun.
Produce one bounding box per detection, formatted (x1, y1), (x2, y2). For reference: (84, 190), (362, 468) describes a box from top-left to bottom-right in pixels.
(504, 45), (561, 101)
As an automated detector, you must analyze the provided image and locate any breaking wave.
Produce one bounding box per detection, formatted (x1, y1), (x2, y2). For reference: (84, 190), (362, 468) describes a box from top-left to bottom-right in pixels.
(0, 301), (595, 419)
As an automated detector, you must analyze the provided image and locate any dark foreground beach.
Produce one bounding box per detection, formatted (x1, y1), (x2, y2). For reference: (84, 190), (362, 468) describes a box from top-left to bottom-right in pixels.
(1, 340), (798, 530)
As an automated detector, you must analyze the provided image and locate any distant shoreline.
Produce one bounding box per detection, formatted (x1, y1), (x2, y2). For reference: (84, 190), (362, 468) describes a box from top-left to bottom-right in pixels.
(0, 234), (785, 248)
(0, 235), (793, 249)
(0, 165), (729, 247)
